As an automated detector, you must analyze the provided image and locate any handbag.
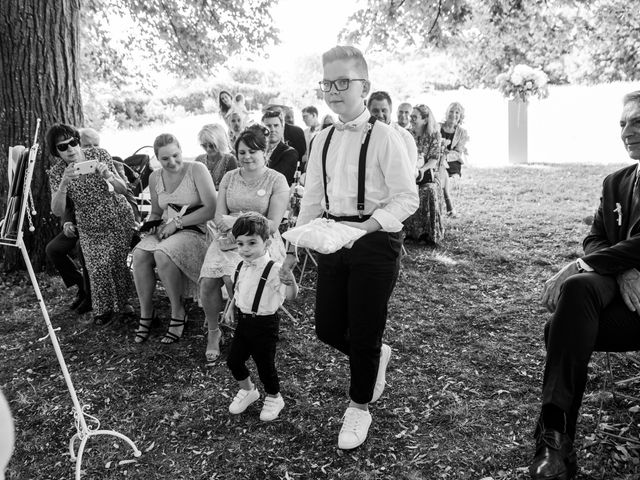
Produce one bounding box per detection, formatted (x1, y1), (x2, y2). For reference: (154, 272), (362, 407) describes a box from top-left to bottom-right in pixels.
(416, 168), (435, 186)
(167, 203), (206, 234)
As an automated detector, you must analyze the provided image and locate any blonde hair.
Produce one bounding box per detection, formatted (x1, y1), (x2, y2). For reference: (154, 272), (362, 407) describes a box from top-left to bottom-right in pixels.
(413, 104), (438, 137)
(198, 124), (231, 154)
(322, 46), (369, 79)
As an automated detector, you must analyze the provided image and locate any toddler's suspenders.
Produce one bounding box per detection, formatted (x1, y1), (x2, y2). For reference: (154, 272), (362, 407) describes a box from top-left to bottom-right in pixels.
(321, 116), (377, 218)
(233, 260), (276, 316)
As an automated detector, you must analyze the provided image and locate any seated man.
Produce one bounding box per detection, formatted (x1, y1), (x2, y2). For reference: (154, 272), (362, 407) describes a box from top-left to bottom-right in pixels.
(262, 110), (299, 186)
(45, 197), (92, 314)
(530, 90), (640, 480)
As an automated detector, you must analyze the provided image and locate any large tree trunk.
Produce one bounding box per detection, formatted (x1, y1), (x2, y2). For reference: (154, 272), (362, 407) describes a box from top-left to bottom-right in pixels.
(0, 0), (83, 271)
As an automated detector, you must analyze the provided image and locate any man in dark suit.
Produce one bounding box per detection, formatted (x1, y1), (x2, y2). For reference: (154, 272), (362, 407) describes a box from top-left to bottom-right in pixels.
(267, 105), (306, 161)
(45, 197), (92, 314)
(262, 110), (299, 186)
(530, 90), (640, 480)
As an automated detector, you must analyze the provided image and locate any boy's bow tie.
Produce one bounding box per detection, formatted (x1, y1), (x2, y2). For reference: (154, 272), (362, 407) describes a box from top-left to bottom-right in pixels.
(334, 122), (359, 132)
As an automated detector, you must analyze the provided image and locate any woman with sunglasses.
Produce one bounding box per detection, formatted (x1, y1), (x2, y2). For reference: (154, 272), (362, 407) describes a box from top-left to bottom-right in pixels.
(199, 124), (289, 363)
(404, 104), (446, 245)
(47, 123), (135, 325)
(440, 102), (469, 217)
(195, 124), (237, 189)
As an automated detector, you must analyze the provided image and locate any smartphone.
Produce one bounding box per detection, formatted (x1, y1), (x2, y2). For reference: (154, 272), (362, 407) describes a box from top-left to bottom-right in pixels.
(74, 160), (99, 175)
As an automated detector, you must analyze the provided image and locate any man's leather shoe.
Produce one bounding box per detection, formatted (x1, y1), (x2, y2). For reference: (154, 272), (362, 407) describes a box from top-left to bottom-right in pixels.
(74, 298), (92, 315)
(69, 293), (85, 310)
(529, 422), (577, 480)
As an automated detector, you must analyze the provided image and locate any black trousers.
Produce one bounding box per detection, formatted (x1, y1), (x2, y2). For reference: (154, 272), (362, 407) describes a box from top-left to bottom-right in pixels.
(227, 312), (280, 395)
(541, 273), (640, 439)
(45, 231), (90, 296)
(315, 231), (402, 404)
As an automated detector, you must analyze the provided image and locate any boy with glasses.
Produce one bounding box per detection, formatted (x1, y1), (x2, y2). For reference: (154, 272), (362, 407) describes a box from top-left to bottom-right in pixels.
(291, 46), (418, 449)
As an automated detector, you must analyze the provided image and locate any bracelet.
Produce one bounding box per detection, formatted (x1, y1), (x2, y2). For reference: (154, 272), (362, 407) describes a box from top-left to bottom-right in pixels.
(173, 216), (183, 229)
(63, 221), (73, 228)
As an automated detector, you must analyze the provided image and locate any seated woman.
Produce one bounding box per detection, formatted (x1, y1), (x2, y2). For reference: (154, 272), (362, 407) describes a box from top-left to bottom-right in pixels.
(47, 124), (135, 325)
(439, 101), (469, 217)
(404, 104), (445, 245)
(199, 124), (289, 362)
(195, 124), (238, 190)
(132, 134), (217, 344)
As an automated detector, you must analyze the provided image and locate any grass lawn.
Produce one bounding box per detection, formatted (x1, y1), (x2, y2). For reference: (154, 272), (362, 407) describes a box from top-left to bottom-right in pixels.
(3, 163), (640, 479)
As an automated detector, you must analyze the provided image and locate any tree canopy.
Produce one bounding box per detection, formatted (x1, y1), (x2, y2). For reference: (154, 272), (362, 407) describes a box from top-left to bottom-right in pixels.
(80, 0), (279, 89)
(341, 0), (639, 86)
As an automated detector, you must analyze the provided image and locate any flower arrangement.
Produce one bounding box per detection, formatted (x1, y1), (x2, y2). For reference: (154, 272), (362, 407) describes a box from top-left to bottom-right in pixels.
(496, 64), (549, 102)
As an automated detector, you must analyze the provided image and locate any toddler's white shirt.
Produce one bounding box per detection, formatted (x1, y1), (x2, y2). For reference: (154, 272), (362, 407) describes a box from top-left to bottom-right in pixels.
(233, 253), (286, 315)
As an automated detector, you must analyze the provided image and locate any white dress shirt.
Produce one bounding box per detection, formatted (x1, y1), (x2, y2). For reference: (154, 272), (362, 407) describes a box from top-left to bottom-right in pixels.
(234, 253), (286, 315)
(298, 109), (419, 232)
(392, 123), (419, 170)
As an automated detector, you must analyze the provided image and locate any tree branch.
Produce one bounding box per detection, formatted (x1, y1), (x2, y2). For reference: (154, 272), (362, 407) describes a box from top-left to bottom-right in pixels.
(427, 0), (443, 36)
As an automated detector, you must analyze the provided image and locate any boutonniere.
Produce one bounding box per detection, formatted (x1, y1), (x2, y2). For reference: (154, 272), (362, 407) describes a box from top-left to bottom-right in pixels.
(614, 202), (623, 226)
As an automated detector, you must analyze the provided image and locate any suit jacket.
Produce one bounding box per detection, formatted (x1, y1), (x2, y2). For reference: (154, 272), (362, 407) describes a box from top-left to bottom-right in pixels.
(284, 123), (307, 161)
(268, 141), (299, 186)
(582, 163), (640, 275)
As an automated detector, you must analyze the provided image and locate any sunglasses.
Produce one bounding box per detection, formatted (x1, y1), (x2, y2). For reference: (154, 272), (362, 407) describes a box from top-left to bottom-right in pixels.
(201, 142), (216, 150)
(56, 138), (79, 152)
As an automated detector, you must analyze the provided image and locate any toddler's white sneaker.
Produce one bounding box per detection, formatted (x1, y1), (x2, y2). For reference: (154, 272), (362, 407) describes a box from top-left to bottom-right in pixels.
(229, 388), (260, 415)
(259, 394), (285, 421)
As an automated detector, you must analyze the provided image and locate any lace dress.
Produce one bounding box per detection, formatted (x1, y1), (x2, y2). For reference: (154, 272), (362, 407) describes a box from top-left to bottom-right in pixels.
(199, 168), (288, 280)
(48, 148), (135, 315)
(135, 162), (210, 298)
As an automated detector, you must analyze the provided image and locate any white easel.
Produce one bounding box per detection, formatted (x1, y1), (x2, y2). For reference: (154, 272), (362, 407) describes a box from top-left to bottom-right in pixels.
(0, 120), (141, 479)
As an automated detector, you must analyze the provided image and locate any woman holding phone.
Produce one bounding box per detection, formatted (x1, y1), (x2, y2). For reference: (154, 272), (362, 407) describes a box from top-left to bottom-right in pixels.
(47, 123), (134, 326)
(131, 133), (217, 345)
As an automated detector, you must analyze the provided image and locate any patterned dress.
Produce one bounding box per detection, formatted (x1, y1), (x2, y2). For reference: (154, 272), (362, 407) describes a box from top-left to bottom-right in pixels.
(199, 168), (288, 280)
(403, 131), (445, 244)
(195, 152), (237, 190)
(134, 162), (210, 298)
(48, 148), (135, 315)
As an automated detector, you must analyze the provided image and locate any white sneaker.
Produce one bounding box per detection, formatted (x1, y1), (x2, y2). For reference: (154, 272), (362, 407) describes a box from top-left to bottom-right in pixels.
(229, 388), (260, 415)
(259, 394), (285, 421)
(338, 407), (372, 450)
(371, 344), (391, 403)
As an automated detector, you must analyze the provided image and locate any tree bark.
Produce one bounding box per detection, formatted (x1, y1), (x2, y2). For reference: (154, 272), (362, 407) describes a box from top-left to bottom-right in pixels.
(0, 0), (83, 271)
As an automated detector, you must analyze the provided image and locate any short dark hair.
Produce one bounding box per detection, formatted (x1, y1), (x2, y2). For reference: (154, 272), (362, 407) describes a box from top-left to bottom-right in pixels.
(46, 124), (80, 158)
(623, 91), (640, 107)
(262, 109), (284, 125)
(302, 106), (318, 116)
(235, 123), (270, 154)
(231, 212), (270, 241)
(367, 91), (392, 109)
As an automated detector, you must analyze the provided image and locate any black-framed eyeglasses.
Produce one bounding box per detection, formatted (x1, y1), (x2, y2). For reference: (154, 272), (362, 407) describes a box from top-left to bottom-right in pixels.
(318, 78), (367, 92)
(56, 138), (79, 152)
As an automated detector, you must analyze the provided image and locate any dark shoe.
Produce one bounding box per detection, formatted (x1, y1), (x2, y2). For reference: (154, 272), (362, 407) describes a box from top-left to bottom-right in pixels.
(69, 292), (86, 310)
(93, 311), (114, 327)
(74, 298), (93, 315)
(134, 311), (156, 344)
(161, 313), (187, 344)
(529, 421), (577, 480)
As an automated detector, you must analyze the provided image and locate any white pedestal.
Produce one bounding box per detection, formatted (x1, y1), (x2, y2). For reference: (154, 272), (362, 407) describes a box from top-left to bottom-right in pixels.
(508, 99), (528, 164)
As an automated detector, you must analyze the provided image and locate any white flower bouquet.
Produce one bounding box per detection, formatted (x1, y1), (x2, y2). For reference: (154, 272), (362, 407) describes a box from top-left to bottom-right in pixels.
(496, 64), (549, 102)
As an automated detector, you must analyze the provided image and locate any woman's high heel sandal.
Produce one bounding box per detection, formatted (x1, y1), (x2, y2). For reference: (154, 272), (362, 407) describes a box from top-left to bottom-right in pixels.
(205, 327), (223, 362)
(161, 313), (187, 344)
(135, 311), (156, 344)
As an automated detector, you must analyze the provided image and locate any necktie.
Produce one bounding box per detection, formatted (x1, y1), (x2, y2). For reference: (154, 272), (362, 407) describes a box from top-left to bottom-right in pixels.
(333, 122), (359, 132)
(627, 175), (640, 238)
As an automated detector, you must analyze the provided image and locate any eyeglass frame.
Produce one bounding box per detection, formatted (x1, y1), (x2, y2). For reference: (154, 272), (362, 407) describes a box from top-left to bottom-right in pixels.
(318, 78), (367, 92)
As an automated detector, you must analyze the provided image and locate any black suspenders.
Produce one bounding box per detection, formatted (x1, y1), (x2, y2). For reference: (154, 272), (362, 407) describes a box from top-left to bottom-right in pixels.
(321, 116), (377, 218)
(233, 260), (276, 316)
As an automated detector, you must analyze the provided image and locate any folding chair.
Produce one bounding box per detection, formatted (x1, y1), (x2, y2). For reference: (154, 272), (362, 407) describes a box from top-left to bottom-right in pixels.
(0, 120), (140, 479)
